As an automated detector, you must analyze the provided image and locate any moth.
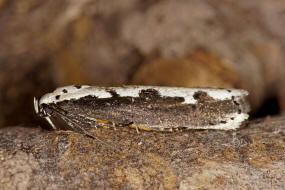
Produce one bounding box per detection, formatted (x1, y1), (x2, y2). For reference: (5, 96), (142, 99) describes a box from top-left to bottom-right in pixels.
(34, 85), (250, 138)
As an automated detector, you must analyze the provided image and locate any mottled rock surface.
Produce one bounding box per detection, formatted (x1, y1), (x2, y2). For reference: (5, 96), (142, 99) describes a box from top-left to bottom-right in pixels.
(0, 116), (284, 189)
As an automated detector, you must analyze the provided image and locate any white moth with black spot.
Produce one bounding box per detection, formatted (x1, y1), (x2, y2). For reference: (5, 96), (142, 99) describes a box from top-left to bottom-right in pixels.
(34, 85), (250, 138)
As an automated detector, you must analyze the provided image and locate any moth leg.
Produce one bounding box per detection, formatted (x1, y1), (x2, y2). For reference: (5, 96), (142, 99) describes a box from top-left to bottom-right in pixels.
(55, 111), (93, 135)
(84, 117), (134, 130)
(67, 112), (117, 130)
(45, 116), (56, 130)
(118, 122), (140, 133)
(135, 126), (140, 134)
(67, 119), (117, 149)
(131, 122), (140, 134)
(58, 113), (115, 148)
(112, 122), (117, 131)
(116, 121), (134, 127)
(67, 108), (130, 130)
(56, 113), (96, 137)
(60, 115), (82, 133)
(116, 121), (140, 133)
(76, 115), (119, 130)
(51, 105), (108, 130)
(77, 114), (98, 129)
(49, 104), (95, 134)
(50, 106), (114, 147)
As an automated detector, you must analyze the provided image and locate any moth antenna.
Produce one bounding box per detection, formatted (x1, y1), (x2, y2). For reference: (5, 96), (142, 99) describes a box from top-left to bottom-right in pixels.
(84, 133), (117, 150)
(45, 117), (56, 130)
(67, 118), (118, 150)
(50, 107), (118, 150)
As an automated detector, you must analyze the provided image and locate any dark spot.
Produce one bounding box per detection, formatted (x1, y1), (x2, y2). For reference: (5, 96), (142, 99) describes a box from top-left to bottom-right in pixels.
(227, 89), (232, 92)
(233, 100), (239, 106)
(107, 90), (119, 97)
(173, 97), (185, 102)
(139, 89), (160, 99)
(74, 85), (82, 89)
(191, 105), (196, 110)
(193, 91), (208, 100)
(231, 117), (234, 120)
(238, 109), (242, 114)
(62, 89), (68, 93)
(55, 95), (60, 100)
(209, 122), (215, 125)
(220, 121), (227, 124)
(231, 96), (234, 100)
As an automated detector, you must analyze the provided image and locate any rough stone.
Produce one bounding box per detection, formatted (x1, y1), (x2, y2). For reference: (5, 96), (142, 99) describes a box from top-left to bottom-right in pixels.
(0, 115), (284, 189)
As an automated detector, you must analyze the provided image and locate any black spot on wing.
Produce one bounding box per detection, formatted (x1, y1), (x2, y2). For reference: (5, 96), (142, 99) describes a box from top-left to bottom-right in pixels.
(139, 89), (160, 99)
(62, 89), (68, 93)
(231, 96), (240, 106)
(233, 100), (239, 106)
(107, 90), (119, 98)
(74, 85), (82, 89)
(55, 95), (60, 100)
(193, 91), (207, 100)
(193, 91), (214, 102)
(138, 88), (185, 103)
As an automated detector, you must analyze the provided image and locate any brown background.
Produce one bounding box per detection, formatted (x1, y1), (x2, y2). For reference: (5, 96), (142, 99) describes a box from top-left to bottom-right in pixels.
(1, 0), (285, 128)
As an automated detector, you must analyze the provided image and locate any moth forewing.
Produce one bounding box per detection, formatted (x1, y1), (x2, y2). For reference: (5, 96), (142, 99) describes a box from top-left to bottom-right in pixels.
(35, 85), (250, 136)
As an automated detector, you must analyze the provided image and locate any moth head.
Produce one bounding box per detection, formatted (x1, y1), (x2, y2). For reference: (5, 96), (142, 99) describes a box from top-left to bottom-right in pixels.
(34, 97), (53, 117)
(34, 97), (57, 129)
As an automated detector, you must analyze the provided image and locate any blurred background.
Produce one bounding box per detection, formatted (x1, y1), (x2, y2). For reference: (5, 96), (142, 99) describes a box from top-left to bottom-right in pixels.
(0, 0), (285, 128)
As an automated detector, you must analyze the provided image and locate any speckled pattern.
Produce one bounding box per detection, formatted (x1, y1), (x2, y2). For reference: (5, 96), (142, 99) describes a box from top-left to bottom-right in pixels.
(38, 85), (248, 105)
